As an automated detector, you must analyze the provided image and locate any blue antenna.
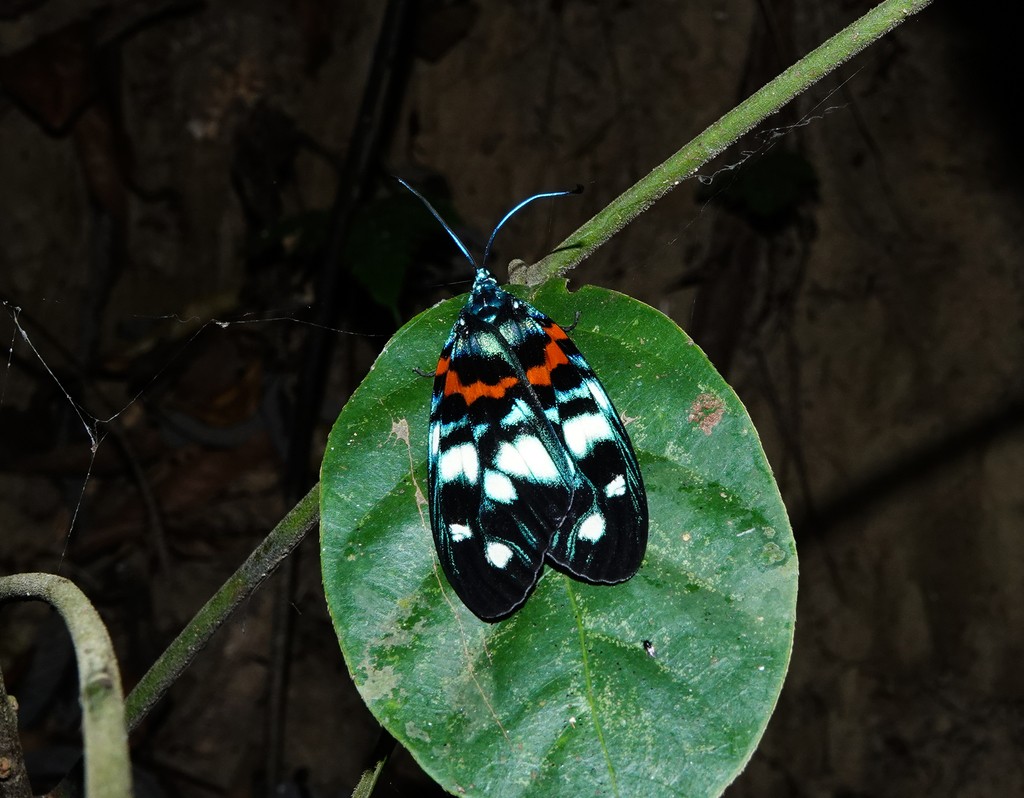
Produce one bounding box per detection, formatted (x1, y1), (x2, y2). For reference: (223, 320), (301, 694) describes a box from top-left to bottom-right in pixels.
(396, 177), (580, 269)
(396, 178), (475, 267)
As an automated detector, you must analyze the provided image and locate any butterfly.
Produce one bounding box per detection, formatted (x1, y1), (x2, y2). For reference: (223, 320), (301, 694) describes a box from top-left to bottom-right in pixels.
(400, 178), (647, 621)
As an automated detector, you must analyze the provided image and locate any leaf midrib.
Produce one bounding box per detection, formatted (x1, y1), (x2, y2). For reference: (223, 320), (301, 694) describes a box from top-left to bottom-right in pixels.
(566, 581), (620, 798)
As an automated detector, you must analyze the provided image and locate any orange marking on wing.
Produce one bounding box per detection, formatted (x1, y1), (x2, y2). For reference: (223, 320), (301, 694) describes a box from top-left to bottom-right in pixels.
(444, 370), (519, 405)
(544, 322), (569, 341)
(526, 336), (570, 386)
(435, 355), (450, 378)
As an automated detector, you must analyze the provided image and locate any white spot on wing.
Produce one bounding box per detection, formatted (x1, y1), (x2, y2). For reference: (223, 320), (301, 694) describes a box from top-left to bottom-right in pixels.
(438, 443), (479, 484)
(486, 541), (514, 569)
(605, 474), (626, 497)
(578, 513), (606, 542)
(496, 436), (560, 481)
(484, 470), (517, 503)
(587, 379), (615, 413)
(450, 523), (472, 542)
(562, 412), (615, 458)
(501, 399), (530, 428)
(556, 382), (591, 402)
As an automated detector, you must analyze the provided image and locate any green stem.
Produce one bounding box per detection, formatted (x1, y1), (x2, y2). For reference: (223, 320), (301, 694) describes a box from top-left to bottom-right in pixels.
(123, 483), (320, 729)
(519, 0), (934, 285)
(0, 573), (131, 798)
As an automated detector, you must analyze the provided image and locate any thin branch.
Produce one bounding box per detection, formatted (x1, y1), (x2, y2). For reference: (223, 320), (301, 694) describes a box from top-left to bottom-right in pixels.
(520, 0), (934, 285)
(123, 483), (320, 730)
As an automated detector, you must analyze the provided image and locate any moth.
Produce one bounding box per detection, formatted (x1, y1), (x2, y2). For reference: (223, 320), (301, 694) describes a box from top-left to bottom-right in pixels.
(400, 179), (647, 621)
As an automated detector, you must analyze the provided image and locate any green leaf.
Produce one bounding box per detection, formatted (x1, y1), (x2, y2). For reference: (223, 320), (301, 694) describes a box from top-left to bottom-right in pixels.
(320, 281), (797, 797)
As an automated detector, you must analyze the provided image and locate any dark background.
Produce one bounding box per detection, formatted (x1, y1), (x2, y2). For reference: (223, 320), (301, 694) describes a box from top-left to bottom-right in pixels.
(2, 1), (1022, 795)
